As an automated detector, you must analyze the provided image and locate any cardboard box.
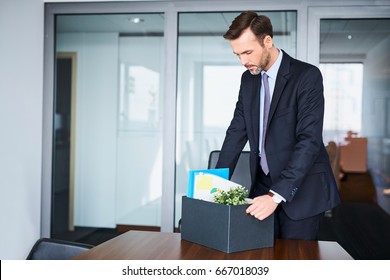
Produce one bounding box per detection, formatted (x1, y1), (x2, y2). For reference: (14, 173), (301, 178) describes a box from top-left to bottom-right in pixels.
(181, 196), (274, 253)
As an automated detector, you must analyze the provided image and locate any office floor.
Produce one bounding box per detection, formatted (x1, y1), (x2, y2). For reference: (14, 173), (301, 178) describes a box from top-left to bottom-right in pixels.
(317, 171), (390, 259)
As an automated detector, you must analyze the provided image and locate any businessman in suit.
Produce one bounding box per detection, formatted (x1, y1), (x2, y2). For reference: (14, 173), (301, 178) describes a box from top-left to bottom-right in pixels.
(216, 11), (340, 240)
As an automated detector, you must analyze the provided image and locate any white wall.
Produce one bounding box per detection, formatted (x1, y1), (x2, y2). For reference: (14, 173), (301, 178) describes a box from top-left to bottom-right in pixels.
(0, 0), (44, 259)
(0, 0), (158, 260)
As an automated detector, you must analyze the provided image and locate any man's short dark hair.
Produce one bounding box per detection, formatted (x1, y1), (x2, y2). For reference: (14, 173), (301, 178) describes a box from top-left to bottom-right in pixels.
(223, 11), (273, 45)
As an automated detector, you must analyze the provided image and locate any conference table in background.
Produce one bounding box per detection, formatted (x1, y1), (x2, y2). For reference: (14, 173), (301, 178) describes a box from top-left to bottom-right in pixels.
(74, 230), (353, 260)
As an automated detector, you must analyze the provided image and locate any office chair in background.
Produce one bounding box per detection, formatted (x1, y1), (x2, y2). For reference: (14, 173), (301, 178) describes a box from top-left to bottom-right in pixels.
(326, 141), (341, 190)
(26, 237), (93, 260)
(208, 150), (252, 191)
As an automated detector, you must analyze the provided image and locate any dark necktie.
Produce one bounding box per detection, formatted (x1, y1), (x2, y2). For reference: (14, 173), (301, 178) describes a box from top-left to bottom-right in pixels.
(261, 73), (270, 175)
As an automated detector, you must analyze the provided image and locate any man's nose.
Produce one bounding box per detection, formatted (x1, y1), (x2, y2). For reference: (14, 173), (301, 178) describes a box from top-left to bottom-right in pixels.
(239, 56), (247, 66)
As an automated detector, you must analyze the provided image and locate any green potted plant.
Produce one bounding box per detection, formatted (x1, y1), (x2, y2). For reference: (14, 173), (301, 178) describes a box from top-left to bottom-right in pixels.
(212, 186), (249, 205)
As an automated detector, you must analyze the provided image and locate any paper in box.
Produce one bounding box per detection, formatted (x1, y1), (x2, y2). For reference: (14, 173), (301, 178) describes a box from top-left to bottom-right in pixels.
(181, 196), (274, 253)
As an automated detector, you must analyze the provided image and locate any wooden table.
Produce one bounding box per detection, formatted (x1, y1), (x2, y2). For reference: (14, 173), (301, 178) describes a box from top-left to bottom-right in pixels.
(74, 230), (353, 260)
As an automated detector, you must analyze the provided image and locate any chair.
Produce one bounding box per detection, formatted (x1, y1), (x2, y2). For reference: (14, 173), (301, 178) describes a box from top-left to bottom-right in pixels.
(339, 136), (368, 173)
(208, 150), (251, 191)
(326, 141), (341, 190)
(26, 238), (94, 260)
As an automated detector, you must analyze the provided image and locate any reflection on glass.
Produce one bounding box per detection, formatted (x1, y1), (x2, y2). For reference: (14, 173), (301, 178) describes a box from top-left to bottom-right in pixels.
(117, 34), (164, 227)
(53, 14), (164, 239)
(175, 11), (297, 226)
(119, 65), (159, 127)
(320, 63), (363, 143)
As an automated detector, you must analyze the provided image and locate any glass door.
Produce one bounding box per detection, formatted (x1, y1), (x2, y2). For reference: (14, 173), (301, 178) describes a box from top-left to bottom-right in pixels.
(52, 13), (165, 239)
(308, 5), (390, 200)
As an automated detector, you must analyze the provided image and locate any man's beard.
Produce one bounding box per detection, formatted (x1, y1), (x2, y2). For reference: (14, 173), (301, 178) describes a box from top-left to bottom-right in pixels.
(247, 52), (271, 75)
(249, 66), (262, 75)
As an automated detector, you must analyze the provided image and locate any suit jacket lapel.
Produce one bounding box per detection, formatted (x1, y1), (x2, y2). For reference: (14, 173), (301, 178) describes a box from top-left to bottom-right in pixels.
(268, 50), (290, 124)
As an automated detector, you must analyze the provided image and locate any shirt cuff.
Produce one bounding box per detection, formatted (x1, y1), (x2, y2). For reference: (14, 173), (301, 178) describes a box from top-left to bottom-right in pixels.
(269, 190), (286, 203)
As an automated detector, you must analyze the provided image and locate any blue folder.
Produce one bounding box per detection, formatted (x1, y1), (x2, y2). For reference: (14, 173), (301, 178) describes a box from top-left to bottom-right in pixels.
(187, 168), (229, 198)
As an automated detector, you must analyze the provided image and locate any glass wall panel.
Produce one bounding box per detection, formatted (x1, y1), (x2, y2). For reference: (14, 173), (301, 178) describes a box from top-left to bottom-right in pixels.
(116, 33), (164, 227)
(319, 18), (390, 191)
(175, 11), (297, 226)
(53, 13), (164, 238)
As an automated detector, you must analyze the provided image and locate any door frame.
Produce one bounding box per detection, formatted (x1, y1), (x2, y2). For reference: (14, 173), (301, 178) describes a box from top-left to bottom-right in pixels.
(43, 0), (306, 237)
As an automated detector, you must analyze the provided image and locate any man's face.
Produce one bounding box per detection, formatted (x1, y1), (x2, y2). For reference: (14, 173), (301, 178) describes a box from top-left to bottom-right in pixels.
(230, 28), (271, 75)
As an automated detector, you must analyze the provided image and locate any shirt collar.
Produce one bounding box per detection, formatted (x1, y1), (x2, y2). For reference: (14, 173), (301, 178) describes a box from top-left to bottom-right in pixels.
(263, 49), (283, 80)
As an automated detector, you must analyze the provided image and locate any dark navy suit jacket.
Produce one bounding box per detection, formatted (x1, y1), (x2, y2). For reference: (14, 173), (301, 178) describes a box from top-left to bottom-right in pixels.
(216, 50), (340, 220)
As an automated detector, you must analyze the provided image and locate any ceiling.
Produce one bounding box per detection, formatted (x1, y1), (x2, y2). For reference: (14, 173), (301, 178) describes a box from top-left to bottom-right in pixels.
(320, 18), (390, 61)
(56, 13), (390, 62)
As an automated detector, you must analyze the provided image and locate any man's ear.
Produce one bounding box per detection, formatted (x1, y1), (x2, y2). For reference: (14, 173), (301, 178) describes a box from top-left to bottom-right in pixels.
(264, 35), (273, 48)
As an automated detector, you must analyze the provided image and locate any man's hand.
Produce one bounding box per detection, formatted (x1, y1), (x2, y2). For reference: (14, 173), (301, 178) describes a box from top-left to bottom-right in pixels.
(246, 194), (278, 220)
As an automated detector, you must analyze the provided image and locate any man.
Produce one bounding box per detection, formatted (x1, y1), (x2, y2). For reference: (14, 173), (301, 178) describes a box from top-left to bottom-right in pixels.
(216, 11), (340, 240)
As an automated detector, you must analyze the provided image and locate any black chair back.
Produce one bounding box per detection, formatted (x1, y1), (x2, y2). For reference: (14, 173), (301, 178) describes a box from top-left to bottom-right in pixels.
(208, 150), (251, 191)
(26, 238), (93, 260)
